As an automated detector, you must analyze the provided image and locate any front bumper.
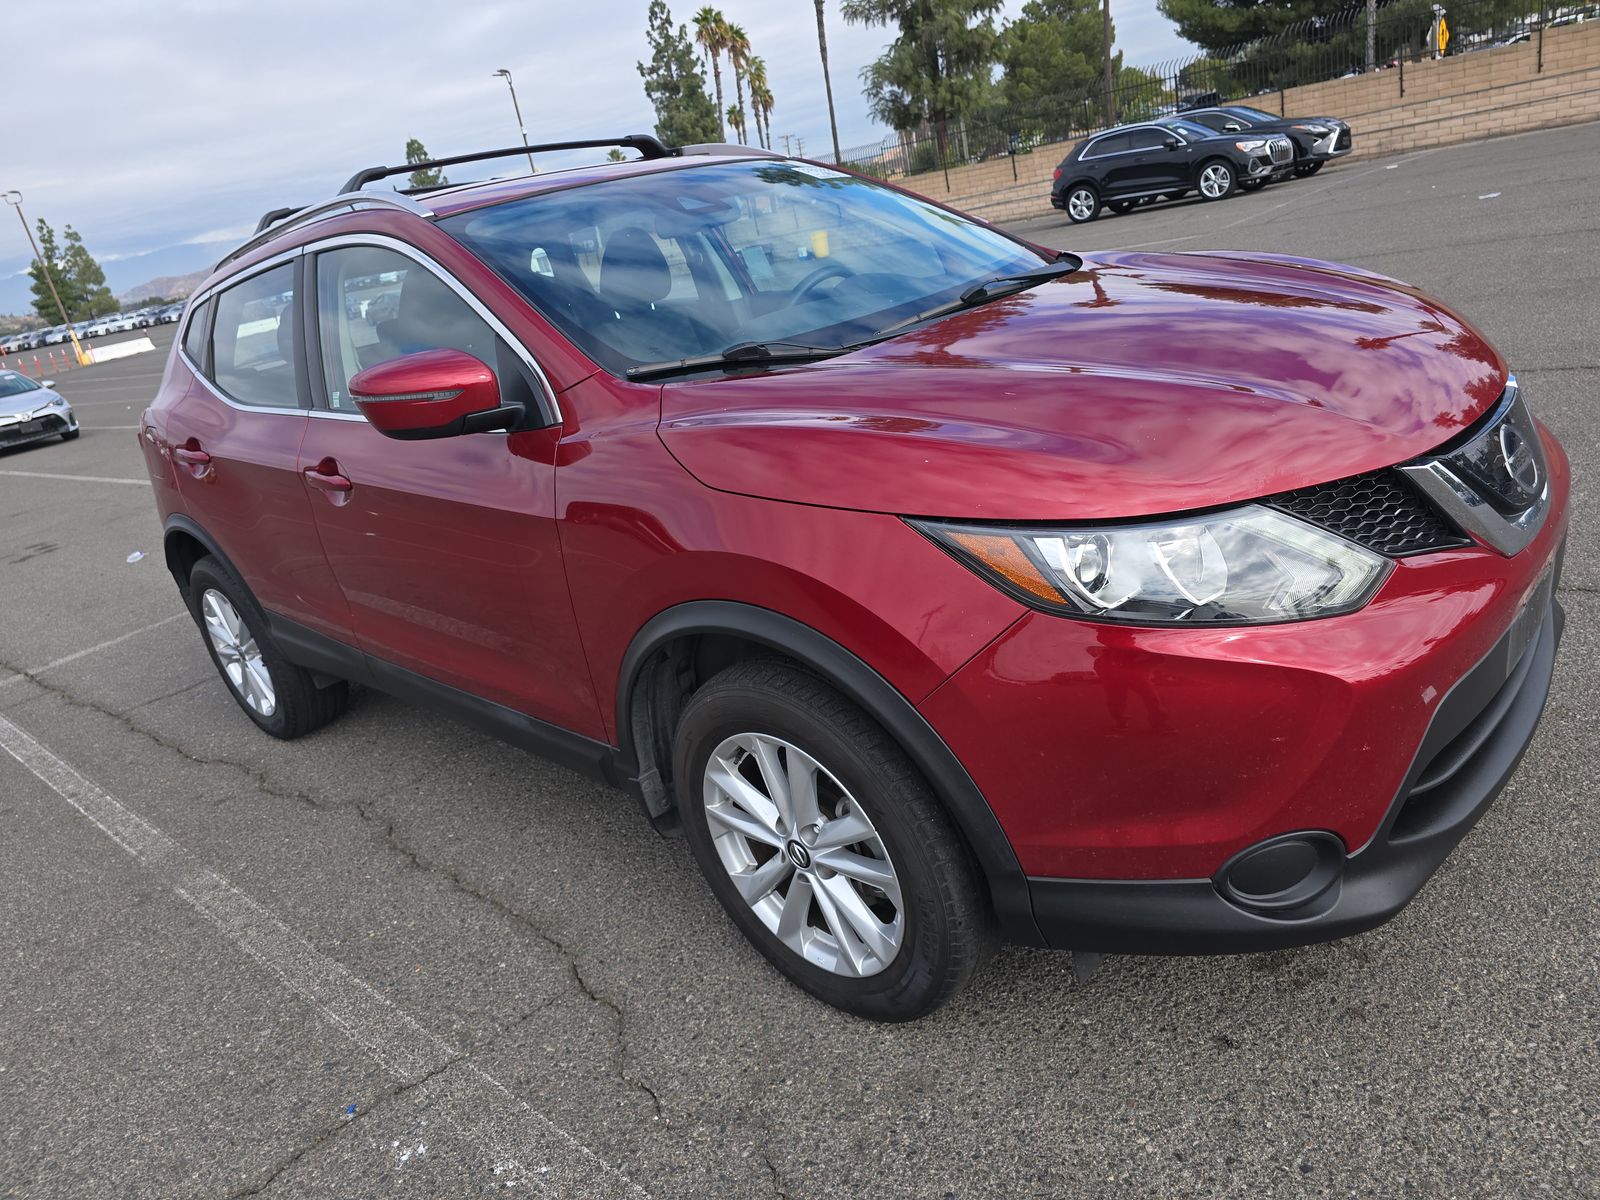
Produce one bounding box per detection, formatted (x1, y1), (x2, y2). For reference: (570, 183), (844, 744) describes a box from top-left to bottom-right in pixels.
(0, 408), (75, 448)
(917, 425), (1570, 953)
(1305, 124), (1354, 162)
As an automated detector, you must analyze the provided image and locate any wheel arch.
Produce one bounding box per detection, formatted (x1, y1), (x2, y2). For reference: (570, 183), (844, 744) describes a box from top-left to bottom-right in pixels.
(163, 514), (243, 606)
(616, 600), (1043, 945)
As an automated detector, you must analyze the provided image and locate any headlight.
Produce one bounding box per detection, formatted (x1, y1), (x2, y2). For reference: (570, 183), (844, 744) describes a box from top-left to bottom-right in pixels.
(912, 505), (1390, 625)
(1235, 139), (1269, 153)
(1295, 123), (1332, 134)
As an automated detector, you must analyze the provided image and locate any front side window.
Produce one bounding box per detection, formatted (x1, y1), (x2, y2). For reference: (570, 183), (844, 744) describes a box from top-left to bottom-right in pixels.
(209, 265), (301, 408)
(1186, 112), (1231, 132)
(1127, 129), (1170, 151)
(1225, 106), (1277, 124)
(312, 244), (515, 413)
(439, 159), (1045, 376)
(0, 371), (41, 398)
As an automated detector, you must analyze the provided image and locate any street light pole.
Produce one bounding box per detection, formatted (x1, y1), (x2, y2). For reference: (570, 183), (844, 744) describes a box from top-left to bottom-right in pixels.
(492, 69), (537, 175)
(3, 190), (88, 366)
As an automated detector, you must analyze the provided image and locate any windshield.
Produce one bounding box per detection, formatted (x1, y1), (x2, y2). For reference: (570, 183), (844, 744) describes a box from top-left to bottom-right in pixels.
(1161, 119), (1215, 140)
(440, 159), (1048, 376)
(1226, 106), (1278, 123)
(0, 372), (41, 397)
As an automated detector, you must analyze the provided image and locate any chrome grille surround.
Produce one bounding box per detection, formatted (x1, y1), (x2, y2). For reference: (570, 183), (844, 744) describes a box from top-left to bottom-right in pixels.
(1398, 376), (1549, 557)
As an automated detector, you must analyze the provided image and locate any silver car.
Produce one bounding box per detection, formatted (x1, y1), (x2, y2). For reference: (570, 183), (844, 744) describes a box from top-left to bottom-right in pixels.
(0, 370), (78, 449)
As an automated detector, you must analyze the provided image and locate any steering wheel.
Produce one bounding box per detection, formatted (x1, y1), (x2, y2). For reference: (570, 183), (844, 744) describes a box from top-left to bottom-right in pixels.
(788, 262), (856, 306)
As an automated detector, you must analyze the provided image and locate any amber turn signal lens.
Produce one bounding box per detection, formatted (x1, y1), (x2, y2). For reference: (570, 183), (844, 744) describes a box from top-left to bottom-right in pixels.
(945, 531), (1064, 604)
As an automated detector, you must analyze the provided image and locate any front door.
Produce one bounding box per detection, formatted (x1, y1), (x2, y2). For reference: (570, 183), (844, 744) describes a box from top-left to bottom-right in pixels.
(296, 239), (605, 740)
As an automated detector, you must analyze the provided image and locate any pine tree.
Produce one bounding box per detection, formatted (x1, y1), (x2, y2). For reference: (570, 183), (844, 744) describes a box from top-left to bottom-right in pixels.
(640, 0), (722, 146)
(405, 138), (450, 189)
(27, 220), (115, 322)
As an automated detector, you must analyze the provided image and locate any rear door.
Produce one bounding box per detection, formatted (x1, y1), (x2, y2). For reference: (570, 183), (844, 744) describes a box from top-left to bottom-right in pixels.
(297, 237), (604, 739)
(168, 257), (353, 642)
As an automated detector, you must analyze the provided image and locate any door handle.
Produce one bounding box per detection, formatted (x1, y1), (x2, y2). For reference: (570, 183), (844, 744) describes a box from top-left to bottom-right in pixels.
(174, 446), (211, 466)
(303, 465), (353, 492)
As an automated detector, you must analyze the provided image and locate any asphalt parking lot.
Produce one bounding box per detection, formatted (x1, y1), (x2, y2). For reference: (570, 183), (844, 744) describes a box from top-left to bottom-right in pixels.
(2, 122), (1597, 1199)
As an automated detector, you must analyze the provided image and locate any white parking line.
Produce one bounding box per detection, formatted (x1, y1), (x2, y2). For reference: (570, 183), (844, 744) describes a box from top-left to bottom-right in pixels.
(0, 613), (189, 690)
(0, 469), (150, 486)
(0, 714), (650, 1198)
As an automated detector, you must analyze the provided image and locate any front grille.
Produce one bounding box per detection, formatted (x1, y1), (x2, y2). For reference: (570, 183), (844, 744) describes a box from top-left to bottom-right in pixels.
(1269, 137), (1293, 164)
(1269, 469), (1470, 556)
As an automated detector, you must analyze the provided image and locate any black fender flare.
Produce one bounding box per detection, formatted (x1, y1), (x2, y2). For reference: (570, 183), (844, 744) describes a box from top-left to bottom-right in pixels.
(162, 514), (245, 598)
(615, 601), (1044, 946)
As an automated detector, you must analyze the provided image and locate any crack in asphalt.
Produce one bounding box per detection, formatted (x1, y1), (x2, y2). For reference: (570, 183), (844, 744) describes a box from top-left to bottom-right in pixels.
(0, 652), (670, 1134)
(220, 1054), (466, 1199)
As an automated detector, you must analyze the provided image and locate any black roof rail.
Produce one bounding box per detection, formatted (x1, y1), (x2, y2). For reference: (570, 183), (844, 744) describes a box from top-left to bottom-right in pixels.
(253, 206), (304, 235)
(339, 134), (676, 195)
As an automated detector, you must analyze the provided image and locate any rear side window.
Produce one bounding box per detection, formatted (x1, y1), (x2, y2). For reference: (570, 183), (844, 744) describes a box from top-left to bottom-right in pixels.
(210, 263), (301, 409)
(181, 298), (211, 368)
(1084, 133), (1130, 157)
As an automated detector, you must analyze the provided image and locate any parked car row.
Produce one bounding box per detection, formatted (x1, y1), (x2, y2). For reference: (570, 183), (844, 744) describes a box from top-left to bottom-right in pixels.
(0, 302), (185, 354)
(1050, 104), (1352, 224)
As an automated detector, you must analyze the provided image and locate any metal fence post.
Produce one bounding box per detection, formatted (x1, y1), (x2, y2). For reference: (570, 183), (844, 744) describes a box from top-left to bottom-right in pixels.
(1399, 47), (1405, 98)
(1537, 3), (1545, 73)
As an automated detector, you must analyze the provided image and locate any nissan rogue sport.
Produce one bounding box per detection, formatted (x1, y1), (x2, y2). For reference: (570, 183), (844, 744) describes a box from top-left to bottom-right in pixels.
(139, 136), (1568, 1021)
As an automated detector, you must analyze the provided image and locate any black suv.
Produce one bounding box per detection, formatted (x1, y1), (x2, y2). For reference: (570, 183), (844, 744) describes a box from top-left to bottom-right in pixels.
(1181, 105), (1353, 177)
(1050, 118), (1295, 223)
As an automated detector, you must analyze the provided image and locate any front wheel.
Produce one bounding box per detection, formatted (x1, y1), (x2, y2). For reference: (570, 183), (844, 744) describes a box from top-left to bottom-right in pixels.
(674, 660), (995, 1021)
(1196, 159), (1237, 201)
(1063, 184), (1100, 224)
(1295, 159), (1325, 178)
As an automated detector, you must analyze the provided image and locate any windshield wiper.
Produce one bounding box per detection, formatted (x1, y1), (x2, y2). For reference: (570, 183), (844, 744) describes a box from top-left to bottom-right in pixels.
(867, 261), (1079, 342)
(625, 340), (849, 381)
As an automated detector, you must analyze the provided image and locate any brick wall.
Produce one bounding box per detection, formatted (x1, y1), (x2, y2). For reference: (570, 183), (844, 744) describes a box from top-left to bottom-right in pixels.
(896, 20), (1600, 226)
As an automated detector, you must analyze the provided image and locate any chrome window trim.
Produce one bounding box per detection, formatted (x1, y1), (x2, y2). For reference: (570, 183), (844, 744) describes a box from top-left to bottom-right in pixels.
(1397, 377), (1550, 557)
(178, 247), (310, 416)
(1082, 125), (1181, 159)
(301, 232), (562, 427)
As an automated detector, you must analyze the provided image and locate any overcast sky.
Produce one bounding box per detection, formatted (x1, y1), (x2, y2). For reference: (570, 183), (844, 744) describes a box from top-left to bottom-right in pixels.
(0, 0), (1191, 314)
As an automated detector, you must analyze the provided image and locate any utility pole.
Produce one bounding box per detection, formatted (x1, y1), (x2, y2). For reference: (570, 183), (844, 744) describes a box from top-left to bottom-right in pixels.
(1101, 0), (1115, 128)
(782, 133), (793, 155)
(4, 191), (88, 366)
(492, 69), (537, 175)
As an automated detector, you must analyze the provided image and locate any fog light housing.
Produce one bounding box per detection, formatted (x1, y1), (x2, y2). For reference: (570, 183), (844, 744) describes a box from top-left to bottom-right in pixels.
(1215, 831), (1346, 917)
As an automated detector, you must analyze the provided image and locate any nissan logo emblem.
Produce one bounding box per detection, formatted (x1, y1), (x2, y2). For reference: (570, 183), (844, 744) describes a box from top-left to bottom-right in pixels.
(1499, 423), (1540, 493)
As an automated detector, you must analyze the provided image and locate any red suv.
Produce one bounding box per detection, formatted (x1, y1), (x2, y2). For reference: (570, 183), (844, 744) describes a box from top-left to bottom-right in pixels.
(140, 137), (1568, 1020)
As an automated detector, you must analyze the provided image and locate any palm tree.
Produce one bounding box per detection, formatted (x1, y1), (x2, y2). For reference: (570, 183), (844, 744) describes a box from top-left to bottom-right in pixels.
(725, 103), (746, 144)
(747, 57), (772, 149)
(813, 0), (842, 163)
(725, 23), (751, 145)
(692, 7), (729, 141)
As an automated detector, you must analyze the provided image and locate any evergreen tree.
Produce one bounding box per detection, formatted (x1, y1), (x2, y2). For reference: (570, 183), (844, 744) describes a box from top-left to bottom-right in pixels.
(999, 0), (1115, 113)
(405, 138), (449, 189)
(27, 220), (115, 322)
(639, 0), (721, 146)
(842, 0), (1003, 133)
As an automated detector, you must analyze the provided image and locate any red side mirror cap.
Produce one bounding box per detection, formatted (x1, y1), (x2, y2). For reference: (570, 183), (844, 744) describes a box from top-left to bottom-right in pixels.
(349, 348), (514, 440)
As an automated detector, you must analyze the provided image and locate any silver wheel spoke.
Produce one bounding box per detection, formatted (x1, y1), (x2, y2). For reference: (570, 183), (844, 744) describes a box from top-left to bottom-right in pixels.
(810, 809), (872, 851)
(729, 851), (793, 904)
(199, 589), (276, 719)
(707, 760), (783, 835)
(775, 873), (814, 950)
(816, 848), (899, 901)
(816, 873), (898, 965)
(811, 877), (870, 975)
(749, 736), (792, 830)
(706, 800), (784, 847)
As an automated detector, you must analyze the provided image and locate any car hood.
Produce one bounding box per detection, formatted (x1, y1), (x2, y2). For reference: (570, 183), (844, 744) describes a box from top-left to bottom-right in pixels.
(0, 390), (57, 418)
(658, 250), (1507, 520)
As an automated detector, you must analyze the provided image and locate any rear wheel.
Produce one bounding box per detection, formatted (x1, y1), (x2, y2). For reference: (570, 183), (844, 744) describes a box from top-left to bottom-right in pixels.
(1064, 184), (1100, 224)
(674, 660), (994, 1021)
(187, 557), (350, 740)
(1197, 159), (1237, 201)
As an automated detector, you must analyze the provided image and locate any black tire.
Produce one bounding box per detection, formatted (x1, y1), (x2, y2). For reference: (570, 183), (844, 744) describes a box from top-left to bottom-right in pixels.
(1294, 159), (1324, 178)
(1163, 191), (1187, 201)
(186, 556), (350, 740)
(1195, 158), (1237, 201)
(1063, 183), (1100, 224)
(1107, 199), (1137, 214)
(58, 427), (79, 441)
(673, 659), (995, 1021)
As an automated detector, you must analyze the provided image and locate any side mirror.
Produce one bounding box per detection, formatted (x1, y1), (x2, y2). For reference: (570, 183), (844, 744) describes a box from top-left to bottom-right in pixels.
(349, 348), (519, 440)
(1163, 137), (1181, 150)
(41, 379), (55, 388)
(1224, 122), (1245, 132)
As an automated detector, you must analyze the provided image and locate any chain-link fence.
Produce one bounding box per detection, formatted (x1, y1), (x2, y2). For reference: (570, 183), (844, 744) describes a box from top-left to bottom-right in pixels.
(835, 0), (1584, 180)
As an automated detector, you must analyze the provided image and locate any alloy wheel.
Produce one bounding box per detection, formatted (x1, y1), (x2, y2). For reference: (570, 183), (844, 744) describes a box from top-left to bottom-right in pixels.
(1199, 164), (1233, 198)
(702, 732), (904, 978)
(1067, 188), (1096, 221)
(201, 588), (276, 717)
